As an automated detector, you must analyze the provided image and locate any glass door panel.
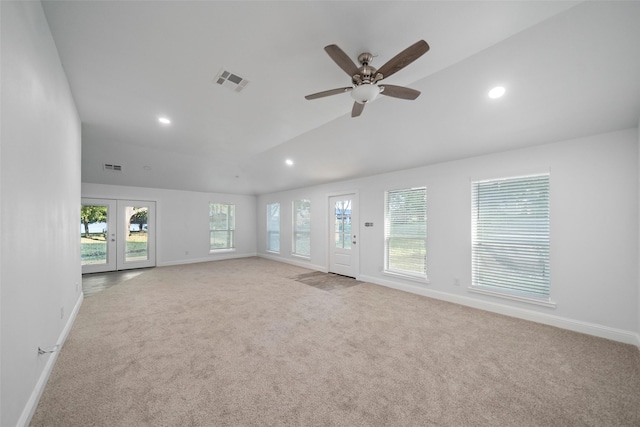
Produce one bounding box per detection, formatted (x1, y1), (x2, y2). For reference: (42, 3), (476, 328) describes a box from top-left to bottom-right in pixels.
(81, 198), (117, 274)
(124, 206), (149, 262)
(117, 200), (155, 270)
(81, 205), (108, 265)
(334, 200), (352, 249)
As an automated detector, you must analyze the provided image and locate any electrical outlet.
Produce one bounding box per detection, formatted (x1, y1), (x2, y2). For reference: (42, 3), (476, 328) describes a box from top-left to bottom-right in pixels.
(60, 307), (64, 319)
(454, 278), (460, 286)
(76, 282), (79, 293)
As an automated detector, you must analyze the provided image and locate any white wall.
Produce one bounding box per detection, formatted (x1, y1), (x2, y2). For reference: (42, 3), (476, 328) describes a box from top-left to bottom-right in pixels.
(258, 128), (639, 345)
(1, 2), (82, 426)
(81, 184), (257, 265)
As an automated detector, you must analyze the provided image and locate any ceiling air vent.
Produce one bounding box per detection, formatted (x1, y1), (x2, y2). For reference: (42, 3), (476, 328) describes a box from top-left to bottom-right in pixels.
(214, 69), (249, 92)
(104, 163), (123, 172)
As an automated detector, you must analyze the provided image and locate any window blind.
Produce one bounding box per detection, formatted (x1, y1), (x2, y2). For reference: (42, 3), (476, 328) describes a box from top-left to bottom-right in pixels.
(384, 187), (427, 277)
(471, 174), (550, 299)
(293, 199), (311, 257)
(266, 203), (280, 252)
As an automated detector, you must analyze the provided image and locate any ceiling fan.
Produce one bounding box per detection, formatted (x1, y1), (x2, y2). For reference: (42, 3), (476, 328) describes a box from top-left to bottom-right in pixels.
(305, 40), (430, 117)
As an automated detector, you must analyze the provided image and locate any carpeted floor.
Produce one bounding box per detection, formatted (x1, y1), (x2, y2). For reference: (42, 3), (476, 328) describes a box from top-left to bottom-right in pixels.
(31, 257), (640, 426)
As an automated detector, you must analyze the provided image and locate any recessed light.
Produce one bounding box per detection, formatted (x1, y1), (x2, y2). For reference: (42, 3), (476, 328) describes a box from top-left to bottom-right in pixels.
(488, 86), (506, 99)
(158, 117), (171, 124)
(285, 159), (294, 166)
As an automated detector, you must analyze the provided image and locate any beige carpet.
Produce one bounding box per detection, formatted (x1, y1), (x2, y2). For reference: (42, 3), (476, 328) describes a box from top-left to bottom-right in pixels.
(31, 257), (640, 426)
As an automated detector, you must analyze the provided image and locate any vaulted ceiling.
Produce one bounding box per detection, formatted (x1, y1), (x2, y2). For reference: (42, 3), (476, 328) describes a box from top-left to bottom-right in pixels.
(42, 1), (640, 195)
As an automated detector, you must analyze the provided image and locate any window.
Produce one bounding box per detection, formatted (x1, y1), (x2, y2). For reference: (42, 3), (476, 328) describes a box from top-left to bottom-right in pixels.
(209, 203), (235, 251)
(293, 199), (311, 257)
(266, 202), (280, 252)
(384, 187), (427, 279)
(471, 174), (550, 301)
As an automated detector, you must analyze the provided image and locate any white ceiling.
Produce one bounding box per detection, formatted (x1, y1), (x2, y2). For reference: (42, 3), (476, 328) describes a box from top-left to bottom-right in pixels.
(42, 1), (640, 195)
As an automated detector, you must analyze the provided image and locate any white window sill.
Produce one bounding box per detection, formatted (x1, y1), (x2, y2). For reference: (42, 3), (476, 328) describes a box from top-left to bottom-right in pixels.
(210, 248), (236, 254)
(266, 250), (280, 255)
(383, 270), (430, 285)
(468, 286), (557, 308)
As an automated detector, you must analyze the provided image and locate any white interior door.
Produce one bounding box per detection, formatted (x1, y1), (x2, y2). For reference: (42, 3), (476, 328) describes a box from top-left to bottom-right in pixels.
(329, 193), (359, 278)
(81, 198), (156, 273)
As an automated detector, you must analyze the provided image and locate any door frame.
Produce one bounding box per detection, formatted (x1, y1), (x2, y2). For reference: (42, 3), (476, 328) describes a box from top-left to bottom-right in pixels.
(327, 191), (359, 278)
(81, 198), (156, 274)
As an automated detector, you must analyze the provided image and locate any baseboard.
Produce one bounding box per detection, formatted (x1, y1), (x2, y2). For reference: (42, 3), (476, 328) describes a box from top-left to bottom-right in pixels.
(157, 252), (258, 267)
(19, 292), (84, 427)
(257, 253), (327, 273)
(161, 252), (327, 274)
(359, 274), (639, 347)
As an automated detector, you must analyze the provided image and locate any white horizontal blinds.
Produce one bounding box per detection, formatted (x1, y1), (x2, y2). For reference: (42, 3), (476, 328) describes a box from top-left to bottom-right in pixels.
(210, 203), (235, 250)
(472, 174), (550, 298)
(384, 187), (427, 277)
(293, 199), (311, 256)
(266, 203), (280, 252)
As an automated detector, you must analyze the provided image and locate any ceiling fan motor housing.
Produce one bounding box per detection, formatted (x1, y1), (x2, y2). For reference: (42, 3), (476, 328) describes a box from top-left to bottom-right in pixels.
(353, 52), (377, 85)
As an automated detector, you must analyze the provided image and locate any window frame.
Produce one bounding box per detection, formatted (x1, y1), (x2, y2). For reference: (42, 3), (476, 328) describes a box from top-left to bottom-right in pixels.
(266, 202), (280, 253)
(292, 199), (311, 258)
(383, 186), (428, 282)
(209, 202), (235, 252)
(470, 173), (555, 307)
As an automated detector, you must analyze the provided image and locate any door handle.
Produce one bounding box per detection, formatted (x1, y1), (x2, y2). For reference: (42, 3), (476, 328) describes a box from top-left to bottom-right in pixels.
(352, 235), (356, 245)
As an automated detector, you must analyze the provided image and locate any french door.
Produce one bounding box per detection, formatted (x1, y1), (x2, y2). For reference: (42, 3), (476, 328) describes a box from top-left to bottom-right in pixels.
(328, 193), (359, 278)
(81, 198), (156, 274)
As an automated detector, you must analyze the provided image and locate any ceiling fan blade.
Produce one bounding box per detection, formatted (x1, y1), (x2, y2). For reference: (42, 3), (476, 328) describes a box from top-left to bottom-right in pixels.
(376, 40), (430, 81)
(351, 102), (364, 118)
(324, 44), (360, 77)
(305, 87), (353, 100)
(379, 84), (421, 100)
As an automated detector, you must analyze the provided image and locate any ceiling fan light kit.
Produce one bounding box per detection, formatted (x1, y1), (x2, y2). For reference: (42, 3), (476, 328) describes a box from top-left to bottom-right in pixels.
(305, 40), (430, 117)
(351, 83), (381, 104)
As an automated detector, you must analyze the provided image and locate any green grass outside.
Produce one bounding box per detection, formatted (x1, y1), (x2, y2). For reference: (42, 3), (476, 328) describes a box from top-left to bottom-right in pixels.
(81, 233), (148, 264)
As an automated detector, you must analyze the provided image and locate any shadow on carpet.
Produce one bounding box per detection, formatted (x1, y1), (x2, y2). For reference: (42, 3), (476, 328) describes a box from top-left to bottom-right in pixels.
(293, 271), (363, 291)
